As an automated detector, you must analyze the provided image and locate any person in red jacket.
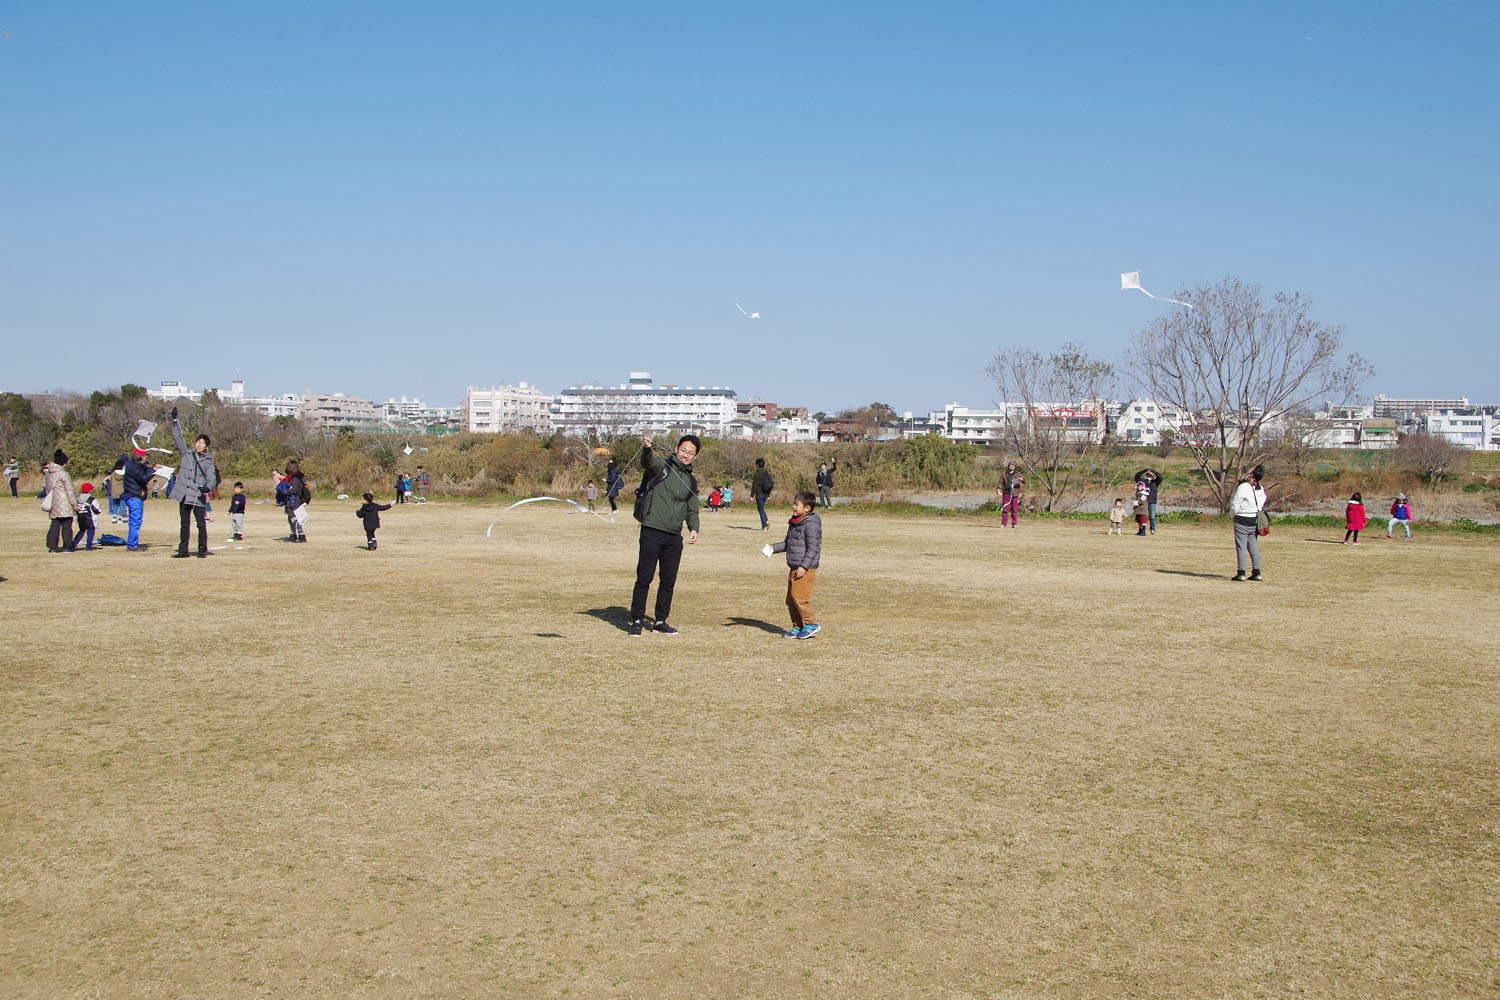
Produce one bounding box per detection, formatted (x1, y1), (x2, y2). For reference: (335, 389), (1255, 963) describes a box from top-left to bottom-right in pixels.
(1343, 491), (1367, 544)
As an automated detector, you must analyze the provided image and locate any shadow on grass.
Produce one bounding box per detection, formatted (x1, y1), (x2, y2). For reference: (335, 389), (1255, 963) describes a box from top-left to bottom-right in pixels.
(723, 616), (784, 634)
(1303, 538), (1348, 544)
(580, 607), (635, 632)
(534, 633), (564, 638)
(1156, 569), (1228, 580)
(721, 525), (761, 531)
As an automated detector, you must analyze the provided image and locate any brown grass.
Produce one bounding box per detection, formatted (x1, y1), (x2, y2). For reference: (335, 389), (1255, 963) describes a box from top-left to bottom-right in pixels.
(2, 497), (1498, 998)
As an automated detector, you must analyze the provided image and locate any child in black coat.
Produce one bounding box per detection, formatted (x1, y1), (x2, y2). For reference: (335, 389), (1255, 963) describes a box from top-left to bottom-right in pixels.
(355, 492), (392, 550)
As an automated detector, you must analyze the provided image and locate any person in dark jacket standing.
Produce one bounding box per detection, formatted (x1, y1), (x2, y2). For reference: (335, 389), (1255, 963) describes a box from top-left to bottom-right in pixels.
(355, 492), (392, 550)
(768, 491), (823, 639)
(629, 434), (700, 637)
(1135, 468), (1163, 533)
(605, 459), (624, 514)
(815, 460), (837, 508)
(120, 449), (154, 550)
(751, 457), (774, 530)
(168, 407), (219, 558)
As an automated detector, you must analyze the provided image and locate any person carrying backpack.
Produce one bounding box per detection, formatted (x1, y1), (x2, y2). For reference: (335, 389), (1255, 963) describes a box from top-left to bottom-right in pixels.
(628, 434), (701, 637)
(751, 457), (774, 531)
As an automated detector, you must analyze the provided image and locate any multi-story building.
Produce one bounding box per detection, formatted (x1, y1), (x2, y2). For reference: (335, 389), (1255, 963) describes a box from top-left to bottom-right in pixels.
(385, 397), (464, 431)
(1108, 398), (1183, 447)
(300, 393), (382, 431)
(552, 372), (736, 439)
(764, 417), (821, 443)
(1372, 394), (1470, 417)
(930, 403), (1011, 447)
(465, 383), (554, 434)
(1421, 411), (1500, 450)
(1302, 407), (1398, 449)
(148, 380), (201, 404)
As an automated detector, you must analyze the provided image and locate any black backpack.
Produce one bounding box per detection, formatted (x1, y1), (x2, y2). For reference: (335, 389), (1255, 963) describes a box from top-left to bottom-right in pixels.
(632, 466), (669, 523)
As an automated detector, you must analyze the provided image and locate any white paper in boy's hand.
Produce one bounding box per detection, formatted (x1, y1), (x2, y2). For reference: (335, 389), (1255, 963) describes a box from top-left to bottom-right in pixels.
(293, 505), (308, 526)
(762, 543), (774, 558)
(154, 465), (174, 480)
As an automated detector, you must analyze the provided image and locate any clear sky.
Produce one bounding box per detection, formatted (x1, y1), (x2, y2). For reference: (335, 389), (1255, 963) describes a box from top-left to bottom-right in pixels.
(3, 1), (1497, 414)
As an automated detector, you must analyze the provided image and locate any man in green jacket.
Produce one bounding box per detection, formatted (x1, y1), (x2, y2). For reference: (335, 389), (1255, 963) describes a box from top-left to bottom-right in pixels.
(629, 433), (701, 636)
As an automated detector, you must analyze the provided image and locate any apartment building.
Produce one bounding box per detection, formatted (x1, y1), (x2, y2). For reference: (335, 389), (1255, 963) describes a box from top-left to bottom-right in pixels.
(464, 383), (554, 434)
(552, 372), (736, 438)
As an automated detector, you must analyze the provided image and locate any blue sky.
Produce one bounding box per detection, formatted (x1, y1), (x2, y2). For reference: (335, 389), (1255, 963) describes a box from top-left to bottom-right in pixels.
(2, 1), (1496, 413)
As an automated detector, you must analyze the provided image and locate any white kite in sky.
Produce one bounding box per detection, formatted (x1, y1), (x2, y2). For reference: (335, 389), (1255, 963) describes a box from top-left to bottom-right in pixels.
(735, 302), (761, 319)
(131, 418), (174, 453)
(1121, 271), (1194, 309)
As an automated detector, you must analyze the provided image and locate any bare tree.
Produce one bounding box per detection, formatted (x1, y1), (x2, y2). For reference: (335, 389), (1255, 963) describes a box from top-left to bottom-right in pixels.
(1397, 432), (1470, 489)
(1265, 407), (1323, 476)
(1129, 277), (1372, 512)
(987, 342), (1117, 512)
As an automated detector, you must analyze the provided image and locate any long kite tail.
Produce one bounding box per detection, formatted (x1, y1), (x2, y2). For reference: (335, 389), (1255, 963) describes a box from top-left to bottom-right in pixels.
(1141, 289), (1195, 310)
(486, 496), (616, 537)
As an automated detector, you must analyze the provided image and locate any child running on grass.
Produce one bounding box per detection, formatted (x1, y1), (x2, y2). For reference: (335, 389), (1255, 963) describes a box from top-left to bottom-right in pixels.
(355, 492), (392, 550)
(768, 490), (823, 639)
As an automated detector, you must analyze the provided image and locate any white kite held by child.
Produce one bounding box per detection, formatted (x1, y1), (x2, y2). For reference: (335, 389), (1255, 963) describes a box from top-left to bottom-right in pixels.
(485, 496), (616, 537)
(1121, 271), (1194, 309)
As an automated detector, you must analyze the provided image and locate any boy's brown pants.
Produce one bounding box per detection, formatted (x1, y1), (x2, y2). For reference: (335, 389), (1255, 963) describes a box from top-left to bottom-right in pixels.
(786, 568), (818, 628)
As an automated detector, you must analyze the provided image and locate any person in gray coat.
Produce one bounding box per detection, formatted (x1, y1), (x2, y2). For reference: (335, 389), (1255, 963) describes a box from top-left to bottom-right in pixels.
(168, 406), (220, 558)
(769, 490), (824, 638)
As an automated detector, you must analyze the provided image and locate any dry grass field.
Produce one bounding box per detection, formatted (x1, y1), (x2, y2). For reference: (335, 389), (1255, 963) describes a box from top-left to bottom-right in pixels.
(2, 495), (1497, 999)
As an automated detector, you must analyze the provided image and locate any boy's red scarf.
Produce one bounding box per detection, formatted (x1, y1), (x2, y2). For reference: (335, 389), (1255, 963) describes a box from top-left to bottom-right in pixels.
(789, 513), (809, 526)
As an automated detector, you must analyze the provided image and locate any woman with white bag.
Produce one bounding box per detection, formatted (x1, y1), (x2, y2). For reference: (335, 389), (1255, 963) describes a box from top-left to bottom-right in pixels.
(42, 449), (77, 553)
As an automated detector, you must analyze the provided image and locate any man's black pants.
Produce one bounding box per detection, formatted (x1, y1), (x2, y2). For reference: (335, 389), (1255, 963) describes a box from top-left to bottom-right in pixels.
(179, 502), (208, 554)
(631, 526), (684, 623)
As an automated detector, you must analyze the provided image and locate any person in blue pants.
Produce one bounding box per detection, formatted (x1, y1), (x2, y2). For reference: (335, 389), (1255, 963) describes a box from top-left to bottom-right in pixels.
(120, 449), (154, 549)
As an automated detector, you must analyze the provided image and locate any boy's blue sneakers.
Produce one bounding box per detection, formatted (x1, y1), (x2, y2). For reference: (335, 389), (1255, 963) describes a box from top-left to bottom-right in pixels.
(782, 627), (804, 638)
(797, 623), (821, 639)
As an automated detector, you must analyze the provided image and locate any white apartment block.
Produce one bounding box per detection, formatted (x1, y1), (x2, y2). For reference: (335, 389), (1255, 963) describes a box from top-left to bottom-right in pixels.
(385, 397), (464, 429)
(761, 417), (820, 443)
(1110, 398), (1184, 447)
(552, 372), (737, 438)
(465, 383), (554, 434)
(147, 380), (201, 404)
(1421, 411), (1500, 450)
(931, 403), (1012, 447)
(725, 416), (819, 443)
(1373, 394), (1470, 417)
(930, 402), (1106, 447)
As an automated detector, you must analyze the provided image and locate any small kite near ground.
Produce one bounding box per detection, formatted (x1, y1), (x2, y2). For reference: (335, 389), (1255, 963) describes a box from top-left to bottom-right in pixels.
(1121, 271), (1194, 309)
(735, 302), (761, 319)
(486, 496), (616, 536)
